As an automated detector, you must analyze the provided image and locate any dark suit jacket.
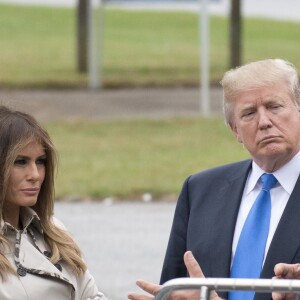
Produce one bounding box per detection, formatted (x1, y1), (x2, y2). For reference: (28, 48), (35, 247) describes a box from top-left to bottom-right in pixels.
(160, 159), (300, 300)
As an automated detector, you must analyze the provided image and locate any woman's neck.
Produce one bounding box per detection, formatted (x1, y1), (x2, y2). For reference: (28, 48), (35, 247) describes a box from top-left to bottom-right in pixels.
(3, 204), (21, 229)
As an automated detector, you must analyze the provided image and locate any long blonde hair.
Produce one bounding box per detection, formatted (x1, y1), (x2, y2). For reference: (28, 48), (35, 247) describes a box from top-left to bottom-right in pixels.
(0, 105), (87, 279)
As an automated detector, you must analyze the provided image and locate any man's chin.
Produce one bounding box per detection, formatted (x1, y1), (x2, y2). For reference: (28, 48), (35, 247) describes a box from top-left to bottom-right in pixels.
(259, 142), (284, 155)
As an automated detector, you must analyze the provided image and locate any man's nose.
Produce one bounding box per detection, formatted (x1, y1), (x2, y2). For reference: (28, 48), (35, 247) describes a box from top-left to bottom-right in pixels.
(257, 108), (272, 129)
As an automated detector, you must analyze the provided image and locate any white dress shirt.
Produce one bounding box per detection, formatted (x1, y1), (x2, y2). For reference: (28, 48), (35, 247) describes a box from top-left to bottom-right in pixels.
(231, 151), (300, 265)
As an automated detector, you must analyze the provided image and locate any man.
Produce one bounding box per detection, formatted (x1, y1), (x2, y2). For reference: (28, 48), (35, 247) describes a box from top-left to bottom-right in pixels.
(129, 59), (300, 300)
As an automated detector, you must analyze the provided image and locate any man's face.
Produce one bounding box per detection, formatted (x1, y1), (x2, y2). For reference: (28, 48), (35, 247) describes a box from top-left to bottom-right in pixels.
(230, 83), (300, 171)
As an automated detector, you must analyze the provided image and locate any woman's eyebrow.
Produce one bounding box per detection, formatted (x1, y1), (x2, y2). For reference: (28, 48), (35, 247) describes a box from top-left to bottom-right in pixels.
(15, 155), (29, 159)
(16, 154), (47, 159)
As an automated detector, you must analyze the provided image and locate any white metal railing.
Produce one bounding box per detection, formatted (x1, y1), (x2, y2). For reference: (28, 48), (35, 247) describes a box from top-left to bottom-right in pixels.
(154, 278), (300, 300)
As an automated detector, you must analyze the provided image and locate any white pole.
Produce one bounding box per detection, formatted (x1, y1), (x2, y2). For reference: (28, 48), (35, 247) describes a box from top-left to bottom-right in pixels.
(199, 0), (210, 116)
(88, 0), (103, 89)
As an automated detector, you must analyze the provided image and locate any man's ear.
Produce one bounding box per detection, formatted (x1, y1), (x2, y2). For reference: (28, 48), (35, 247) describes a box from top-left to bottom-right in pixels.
(229, 122), (243, 143)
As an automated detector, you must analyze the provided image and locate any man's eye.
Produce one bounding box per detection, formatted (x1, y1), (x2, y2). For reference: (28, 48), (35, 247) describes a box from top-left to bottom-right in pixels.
(242, 111), (254, 118)
(270, 105), (281, 110)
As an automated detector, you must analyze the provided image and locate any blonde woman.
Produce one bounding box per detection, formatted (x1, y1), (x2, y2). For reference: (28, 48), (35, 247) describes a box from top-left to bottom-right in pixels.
(0, 105), (106, 300)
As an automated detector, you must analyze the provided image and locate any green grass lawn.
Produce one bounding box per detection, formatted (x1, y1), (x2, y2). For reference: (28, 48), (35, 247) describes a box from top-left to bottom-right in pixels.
(1, 4), (299, 200)
(47, 118), (249, 200)
(0, 4), (300, 88)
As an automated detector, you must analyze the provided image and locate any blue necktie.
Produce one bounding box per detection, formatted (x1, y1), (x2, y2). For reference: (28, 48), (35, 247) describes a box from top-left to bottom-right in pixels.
(228, 173), (277, 300)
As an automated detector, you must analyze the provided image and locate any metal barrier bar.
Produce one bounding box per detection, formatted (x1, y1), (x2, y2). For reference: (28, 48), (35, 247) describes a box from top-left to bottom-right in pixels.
(154, 278), (300, 300)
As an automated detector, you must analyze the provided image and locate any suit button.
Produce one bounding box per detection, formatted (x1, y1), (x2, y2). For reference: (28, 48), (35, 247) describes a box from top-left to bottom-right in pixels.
(17, 266), (27, 277)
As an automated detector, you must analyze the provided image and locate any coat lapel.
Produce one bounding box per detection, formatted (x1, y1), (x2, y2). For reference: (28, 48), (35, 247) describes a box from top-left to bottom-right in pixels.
(261, 175), (300, 278)
(209, 160), (252, 278)
(254, 176), (300, 300)
(20, 236), (75, 289)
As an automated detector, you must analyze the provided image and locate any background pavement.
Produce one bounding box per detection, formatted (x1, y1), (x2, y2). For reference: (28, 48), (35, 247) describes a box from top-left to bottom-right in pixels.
(0, 87), (223, 121)
(55, 201), (176, 300)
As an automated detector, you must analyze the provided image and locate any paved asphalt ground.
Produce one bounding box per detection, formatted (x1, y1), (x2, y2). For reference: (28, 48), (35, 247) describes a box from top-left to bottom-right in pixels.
(0, 87), (224, 121)
(55, 201), (176, 300)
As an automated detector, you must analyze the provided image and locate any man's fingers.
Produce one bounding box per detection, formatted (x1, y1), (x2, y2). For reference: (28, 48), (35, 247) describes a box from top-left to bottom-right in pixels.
(274, 263), (300, 279)
(127, 280), (160, 300)
(184, 251), (204, 278)
(183, 251), (221, 300)
(274, 264), (291, 278)
(272, 264), (300, 300)
(128, 292), (153, 300)
(272, 292), (298, 300)
(136, 280), (160, 296)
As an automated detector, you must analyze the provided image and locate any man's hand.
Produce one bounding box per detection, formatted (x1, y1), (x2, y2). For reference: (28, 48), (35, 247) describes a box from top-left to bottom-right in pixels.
(272, 263), (300, 300)
(127, 251), (221, 300)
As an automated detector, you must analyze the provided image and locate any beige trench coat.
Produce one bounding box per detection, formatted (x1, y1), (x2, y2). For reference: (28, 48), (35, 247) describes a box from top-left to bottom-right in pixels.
(0, 208), (107, 300)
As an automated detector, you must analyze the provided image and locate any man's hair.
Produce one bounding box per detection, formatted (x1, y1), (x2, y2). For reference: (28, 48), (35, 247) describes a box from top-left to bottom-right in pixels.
(220, 59), (300, 125)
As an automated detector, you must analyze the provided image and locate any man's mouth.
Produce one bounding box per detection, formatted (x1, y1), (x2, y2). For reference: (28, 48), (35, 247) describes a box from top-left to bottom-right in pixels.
(259, 135), (280, 144)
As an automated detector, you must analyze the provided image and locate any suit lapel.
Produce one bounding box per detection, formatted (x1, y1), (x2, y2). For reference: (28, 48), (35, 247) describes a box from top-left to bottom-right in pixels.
(209, 160), (252, 278)
(261, 175), (300, 279)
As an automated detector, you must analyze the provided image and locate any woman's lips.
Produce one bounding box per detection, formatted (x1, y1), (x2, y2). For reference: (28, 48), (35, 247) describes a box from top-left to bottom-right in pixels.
(20, 187), (40, 195)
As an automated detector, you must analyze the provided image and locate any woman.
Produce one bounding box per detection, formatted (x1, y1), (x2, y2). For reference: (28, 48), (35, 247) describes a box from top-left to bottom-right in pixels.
(0, 105), (106, 299)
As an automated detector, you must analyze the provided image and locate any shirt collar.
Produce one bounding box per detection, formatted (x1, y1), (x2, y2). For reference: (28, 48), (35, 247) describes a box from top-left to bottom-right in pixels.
(246, 151), (300, 195)
(274, 151), (300, 194)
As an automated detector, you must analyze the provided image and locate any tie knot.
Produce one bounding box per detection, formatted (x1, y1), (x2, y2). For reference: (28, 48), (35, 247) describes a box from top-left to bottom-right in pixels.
(260, 173), (277, 191)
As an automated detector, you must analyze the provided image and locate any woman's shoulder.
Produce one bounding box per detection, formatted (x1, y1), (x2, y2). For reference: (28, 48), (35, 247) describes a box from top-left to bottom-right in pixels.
(51, 216), (68, 230)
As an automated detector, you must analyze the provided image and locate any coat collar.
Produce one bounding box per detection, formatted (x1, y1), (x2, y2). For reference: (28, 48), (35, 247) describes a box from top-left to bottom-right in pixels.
(19, 236), (75, 290)
(1, 207), (43, 235)
(1, 208), (76, 291)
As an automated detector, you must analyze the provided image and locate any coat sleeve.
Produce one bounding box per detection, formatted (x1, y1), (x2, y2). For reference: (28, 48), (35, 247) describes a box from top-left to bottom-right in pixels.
(51, 217), (108, 300)
(75, 269), (107, 300)
(159, 176), (191, 284)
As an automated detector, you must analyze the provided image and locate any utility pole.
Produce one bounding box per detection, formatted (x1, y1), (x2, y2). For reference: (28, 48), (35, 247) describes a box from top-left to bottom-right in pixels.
(77, 0), (89, 73)
(199, 0), (210, 116)
(230, 0), (242, 68)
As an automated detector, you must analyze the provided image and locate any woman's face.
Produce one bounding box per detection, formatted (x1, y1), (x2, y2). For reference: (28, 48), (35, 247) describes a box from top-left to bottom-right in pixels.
(5, 141), (46, 211)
